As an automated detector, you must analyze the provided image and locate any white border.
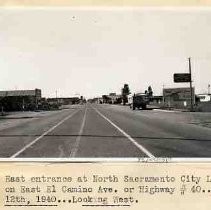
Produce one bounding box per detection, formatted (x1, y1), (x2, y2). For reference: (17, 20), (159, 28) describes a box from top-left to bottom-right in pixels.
(0, 6), (211, 163)
(1, 6), (211, 11)
(0, 158), (211, 163)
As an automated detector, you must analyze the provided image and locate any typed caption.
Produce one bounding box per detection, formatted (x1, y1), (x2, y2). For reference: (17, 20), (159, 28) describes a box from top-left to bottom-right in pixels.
(0, 163), (210, 209)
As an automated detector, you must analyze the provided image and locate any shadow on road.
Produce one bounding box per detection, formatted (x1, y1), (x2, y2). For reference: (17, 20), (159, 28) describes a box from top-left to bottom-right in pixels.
(132, 108), (154, 111)
(0, 134), (210, 142)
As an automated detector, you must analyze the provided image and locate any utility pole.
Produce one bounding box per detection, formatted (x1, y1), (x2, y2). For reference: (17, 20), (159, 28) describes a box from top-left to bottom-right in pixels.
(162, 84), (165, 105)
(56, 90), (58, 106)
(188, 57), (193, 111)
(22, 98), (25, 112)
(208, 84), (210, 95)
(35, 97), (38, 110)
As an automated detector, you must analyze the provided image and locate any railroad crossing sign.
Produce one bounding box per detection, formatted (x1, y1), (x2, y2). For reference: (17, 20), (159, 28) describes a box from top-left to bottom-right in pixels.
(173, 73), (191, 83)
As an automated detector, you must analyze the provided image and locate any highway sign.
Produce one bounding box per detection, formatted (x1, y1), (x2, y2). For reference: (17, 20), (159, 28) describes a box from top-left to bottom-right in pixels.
(174, 73), (191, 83)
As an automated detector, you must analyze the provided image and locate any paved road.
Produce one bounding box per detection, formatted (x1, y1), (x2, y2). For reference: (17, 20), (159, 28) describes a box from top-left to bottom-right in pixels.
(0, 103), (211, 158)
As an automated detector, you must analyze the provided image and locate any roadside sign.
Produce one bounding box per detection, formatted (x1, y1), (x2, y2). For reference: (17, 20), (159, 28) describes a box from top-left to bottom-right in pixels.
(173, 73), (191, 83)
(163, 87), (195, 102)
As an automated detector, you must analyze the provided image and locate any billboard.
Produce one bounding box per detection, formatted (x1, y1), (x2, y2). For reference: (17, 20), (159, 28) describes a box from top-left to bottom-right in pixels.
(163, 87), (195, 102)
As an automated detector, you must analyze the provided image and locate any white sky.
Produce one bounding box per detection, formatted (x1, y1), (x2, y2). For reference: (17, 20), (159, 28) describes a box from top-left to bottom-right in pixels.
(0, 8), (211, 98)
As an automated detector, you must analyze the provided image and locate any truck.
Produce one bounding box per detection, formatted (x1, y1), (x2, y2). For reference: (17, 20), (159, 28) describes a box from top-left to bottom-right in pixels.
(128, 93), (149, 110)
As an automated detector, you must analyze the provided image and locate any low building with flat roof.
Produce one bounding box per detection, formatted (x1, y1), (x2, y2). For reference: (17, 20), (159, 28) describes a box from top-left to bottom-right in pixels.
(47, 97), (80, 105)
(0, 89), (41, 111)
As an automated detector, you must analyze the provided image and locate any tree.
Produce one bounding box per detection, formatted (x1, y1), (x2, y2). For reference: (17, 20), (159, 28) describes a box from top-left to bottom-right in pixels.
(147, 86), (153, 101)
(121, 84), (130, 105)
(102, 95), (110, 104)
(148, 86), (153, 96)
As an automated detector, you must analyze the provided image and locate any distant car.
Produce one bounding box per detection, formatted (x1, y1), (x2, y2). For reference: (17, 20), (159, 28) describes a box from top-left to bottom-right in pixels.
(128, 93), (149, 110)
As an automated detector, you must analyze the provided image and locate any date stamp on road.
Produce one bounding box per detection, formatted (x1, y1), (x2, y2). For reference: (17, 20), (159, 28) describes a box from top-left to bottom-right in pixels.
(0, 162), (211, 209)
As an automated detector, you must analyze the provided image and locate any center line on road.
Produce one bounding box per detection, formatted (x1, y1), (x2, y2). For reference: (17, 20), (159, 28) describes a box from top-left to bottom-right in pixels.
(10, 109), (80, 158)
(93, 107), (155, 158)
(70, 107), (87, 157)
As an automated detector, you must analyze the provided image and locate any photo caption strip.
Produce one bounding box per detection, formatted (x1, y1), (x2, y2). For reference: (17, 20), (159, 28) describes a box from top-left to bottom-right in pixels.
(0, 162), (211, 209)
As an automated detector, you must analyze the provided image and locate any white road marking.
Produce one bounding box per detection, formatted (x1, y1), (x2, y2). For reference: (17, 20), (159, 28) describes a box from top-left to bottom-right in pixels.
(10, 109), (80, 158)
(93, 107), (155, 158)
(70, 107), (87, 157)
(153, 109), (178, 113)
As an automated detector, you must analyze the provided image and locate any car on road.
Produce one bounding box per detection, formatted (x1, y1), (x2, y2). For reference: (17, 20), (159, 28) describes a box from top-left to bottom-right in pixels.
(128, 93), (149, 110)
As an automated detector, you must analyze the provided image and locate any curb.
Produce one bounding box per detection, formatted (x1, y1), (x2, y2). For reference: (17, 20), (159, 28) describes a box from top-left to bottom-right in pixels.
(0, 116), (35, 119)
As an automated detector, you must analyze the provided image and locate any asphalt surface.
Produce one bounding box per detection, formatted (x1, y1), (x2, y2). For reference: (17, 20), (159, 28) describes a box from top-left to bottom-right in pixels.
(0, 103), (211, 158)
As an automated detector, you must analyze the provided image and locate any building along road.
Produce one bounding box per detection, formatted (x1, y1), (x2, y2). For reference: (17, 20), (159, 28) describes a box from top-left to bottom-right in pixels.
(0, 103), (211, 158)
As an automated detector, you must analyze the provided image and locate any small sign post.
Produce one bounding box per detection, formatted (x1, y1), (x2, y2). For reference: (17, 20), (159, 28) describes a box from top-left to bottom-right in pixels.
(173, 58), (193, 111)
(188, 57), (193, 111)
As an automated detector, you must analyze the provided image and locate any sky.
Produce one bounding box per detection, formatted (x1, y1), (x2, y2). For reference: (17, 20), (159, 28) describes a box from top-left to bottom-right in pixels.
(0, 8), (211, 98)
